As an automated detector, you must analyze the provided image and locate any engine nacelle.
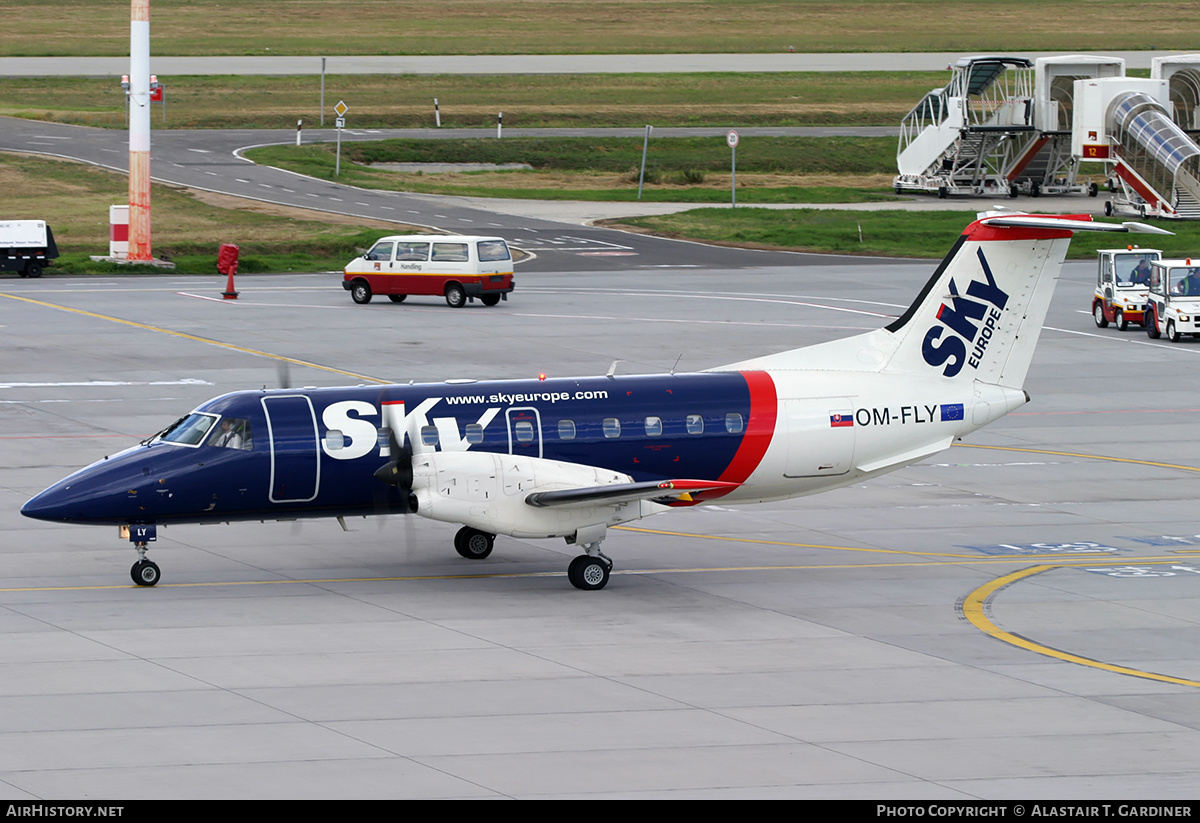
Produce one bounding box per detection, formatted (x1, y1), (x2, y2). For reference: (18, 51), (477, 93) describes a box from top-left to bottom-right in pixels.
(410, 451), (652, 539)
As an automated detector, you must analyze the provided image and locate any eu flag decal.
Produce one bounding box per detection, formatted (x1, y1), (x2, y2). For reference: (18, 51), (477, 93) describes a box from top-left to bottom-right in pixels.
(940, 403), (964, 422)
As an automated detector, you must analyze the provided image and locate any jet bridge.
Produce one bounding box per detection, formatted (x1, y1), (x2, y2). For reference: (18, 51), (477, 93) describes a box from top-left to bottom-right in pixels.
(1076, 75), (1200, 219)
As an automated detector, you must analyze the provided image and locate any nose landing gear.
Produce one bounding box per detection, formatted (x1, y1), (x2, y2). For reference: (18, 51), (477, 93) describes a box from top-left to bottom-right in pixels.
(131, 551), (161, 587)
(125, 524), (161, 587)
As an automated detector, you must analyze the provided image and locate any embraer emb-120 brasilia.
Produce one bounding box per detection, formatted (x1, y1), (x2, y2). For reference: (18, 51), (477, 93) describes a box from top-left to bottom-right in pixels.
(22, 212), (1170, 590)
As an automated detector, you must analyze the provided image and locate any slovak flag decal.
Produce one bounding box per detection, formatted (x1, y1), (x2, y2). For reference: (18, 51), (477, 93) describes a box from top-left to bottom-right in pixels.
(829, 411), (854, 428)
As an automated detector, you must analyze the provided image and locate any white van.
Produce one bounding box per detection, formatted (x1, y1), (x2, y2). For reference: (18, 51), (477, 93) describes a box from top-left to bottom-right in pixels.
(342, 235), (514, 308)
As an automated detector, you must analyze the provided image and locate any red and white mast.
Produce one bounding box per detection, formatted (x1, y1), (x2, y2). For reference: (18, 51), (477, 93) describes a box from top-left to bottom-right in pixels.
(127, 0), (152, 261)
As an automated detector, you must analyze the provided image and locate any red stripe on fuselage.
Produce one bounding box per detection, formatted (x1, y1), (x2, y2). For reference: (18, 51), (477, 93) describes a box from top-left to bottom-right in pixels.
(682, 370), (777, 503)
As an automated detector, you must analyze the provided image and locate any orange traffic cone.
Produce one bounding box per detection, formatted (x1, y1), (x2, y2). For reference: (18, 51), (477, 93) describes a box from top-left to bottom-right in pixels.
(222, 268), (238, 300)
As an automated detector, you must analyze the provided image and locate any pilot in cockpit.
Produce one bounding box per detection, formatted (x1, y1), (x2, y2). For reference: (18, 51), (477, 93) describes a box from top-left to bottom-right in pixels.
(213, 418), (252, 450)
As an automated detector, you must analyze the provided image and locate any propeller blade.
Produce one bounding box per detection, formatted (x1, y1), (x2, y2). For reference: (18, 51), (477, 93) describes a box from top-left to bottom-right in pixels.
(372, 427), (416, 512)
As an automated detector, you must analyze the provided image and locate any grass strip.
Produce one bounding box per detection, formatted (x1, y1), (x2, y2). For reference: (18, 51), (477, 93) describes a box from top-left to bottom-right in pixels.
(606, 208), (1200, 260)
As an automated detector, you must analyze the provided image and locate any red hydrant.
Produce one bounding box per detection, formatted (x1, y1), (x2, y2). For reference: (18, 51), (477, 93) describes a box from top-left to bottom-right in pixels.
(217, 243), (239, 299)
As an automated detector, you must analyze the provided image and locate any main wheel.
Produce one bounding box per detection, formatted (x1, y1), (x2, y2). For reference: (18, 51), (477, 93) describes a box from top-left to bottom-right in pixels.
(480, 294), (501, 307)
(350, 281), (372, 304)
(131, 559), (161, 587)
(445, 283), (466, 308)
(568, 555), (610, 591)
(1146, 309), (1161, 339)
(1093, 303), (1109, 328)
(1114, 310), (1127, 331)
(387, 294), (407, 303)
(454, 526), (494, 559)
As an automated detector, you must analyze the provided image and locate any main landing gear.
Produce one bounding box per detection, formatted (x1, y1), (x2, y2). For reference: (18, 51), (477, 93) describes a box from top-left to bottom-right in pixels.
(451, 526), (614, 590)
(567, 550), (612, 591)
(454, 526), (495, 559)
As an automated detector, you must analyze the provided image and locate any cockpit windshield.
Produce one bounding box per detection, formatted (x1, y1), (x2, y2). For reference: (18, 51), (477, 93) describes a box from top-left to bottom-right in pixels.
(158, 412), (217, 446)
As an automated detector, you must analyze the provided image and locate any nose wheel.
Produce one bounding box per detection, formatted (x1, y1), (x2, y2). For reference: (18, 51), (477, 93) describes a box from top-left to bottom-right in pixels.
(130, 541), (161, 586)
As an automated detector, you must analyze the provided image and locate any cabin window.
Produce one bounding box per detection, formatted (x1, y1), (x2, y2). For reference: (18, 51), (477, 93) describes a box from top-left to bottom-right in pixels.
(558, 419), (576, 440)
(644, 416), (663, 436)
(365, 241), (394, 262)
(395, 242), (430, 261)
(420, 425), (439, 446)
(465, 423), (484, 444)
(686, 414), (704, 435)
(725, 413), (744, 434)
(514, 420), (536, 442)
(602, 417), (621, 438)
(432, 242), (470, 262)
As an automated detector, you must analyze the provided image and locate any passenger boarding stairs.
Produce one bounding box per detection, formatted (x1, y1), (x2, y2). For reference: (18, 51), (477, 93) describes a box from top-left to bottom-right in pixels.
(894, 56), (1040, 197)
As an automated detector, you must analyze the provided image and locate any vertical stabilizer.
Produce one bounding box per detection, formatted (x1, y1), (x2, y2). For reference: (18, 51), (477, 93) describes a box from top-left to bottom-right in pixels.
(881, 216), (1071, 388)
(718, 213), (1170, 386)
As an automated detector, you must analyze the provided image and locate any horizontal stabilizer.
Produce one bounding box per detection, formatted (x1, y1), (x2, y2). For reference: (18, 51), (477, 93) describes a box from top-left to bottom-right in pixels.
(977, 213), (1174, 235)
(526, 479), (741, 509)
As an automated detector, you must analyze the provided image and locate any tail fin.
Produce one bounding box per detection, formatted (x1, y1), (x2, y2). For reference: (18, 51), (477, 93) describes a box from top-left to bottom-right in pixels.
(722, 213), (1170, 389)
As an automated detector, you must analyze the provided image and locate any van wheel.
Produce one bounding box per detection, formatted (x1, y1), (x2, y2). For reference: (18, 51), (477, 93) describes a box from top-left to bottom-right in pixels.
(1146, 309), (1160, 339)
(1114, 310), (1127, 331)
(24, 263), (41, 278)
(445, 283), (466, 308)
(480, 294), (501, 307)
(1093, 303), (1109, 328)
(1168, 320), (1181, 342)
(350, 281), (372, 304)
(387, 294), (406, 303)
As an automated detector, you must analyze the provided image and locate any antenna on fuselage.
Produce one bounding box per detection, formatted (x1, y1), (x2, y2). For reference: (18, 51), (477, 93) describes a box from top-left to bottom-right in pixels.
(606, 360), (621, 378)
(670, 354), (683, 375)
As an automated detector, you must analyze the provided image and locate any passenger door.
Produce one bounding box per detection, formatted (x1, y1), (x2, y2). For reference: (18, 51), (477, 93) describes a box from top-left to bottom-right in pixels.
(506, 407), (543, 458)
(261, 395), (320, 503)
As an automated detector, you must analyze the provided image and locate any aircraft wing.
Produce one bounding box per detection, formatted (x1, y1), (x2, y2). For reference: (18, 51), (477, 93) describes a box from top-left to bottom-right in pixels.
(525, 478), (741, 509)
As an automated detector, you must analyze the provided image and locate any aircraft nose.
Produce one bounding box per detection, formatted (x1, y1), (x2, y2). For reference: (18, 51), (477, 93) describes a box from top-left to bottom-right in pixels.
(21, 482), (91, 523)
(22, 485), (71, 522)
(21, 462), (141, 526)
